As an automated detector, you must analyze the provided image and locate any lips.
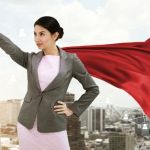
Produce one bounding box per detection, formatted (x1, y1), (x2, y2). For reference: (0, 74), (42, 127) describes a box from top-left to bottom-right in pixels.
(37, 43), (43, 47)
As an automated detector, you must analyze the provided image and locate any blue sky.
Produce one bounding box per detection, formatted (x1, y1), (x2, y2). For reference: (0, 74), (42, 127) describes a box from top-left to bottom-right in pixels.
(0, 0), (150, 110)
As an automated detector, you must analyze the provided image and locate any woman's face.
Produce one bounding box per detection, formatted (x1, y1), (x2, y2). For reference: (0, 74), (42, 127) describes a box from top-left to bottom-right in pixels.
(34, 25), (58, 50)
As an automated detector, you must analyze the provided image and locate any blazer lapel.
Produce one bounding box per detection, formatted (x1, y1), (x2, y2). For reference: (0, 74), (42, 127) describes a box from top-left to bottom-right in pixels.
(32, 46), (67, 93)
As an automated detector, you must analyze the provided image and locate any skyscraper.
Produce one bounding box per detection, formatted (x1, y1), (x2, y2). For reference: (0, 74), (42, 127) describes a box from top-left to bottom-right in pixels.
(109, 132), (135, 150)
(88, 107), (105, 133)
(64, 92), (86, 150)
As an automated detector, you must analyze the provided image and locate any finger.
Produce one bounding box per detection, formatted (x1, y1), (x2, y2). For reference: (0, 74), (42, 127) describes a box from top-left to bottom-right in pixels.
(57, 111), (65, 114)
(57, 101), (65, 105)
(54, 108), (65, 112)
(54, 105), (63, 108)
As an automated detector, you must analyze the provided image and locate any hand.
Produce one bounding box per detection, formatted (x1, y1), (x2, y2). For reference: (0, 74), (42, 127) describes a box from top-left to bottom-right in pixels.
(53, 101), (73, 117)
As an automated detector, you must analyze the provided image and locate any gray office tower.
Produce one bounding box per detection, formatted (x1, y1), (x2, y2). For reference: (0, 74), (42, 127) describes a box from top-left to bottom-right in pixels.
(63, 92), (86, 150)
(109, 132), (135, 150)
(88, 107), (105, 133)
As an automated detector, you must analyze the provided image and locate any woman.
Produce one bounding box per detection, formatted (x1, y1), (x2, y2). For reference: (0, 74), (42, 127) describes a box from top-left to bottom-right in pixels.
(0, 16), (99, 150)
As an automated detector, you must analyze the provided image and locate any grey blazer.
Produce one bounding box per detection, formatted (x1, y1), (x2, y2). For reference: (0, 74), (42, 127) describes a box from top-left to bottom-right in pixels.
(0, 33), (99, 133)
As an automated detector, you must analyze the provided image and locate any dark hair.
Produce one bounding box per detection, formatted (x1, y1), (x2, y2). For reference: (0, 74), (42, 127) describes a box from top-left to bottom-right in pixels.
(34, 16), (64, 41)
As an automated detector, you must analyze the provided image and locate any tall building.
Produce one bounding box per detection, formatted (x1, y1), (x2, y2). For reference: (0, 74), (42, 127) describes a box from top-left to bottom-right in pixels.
(88, 107), (105, 133)
(64, 92), (86, 150)
(109, 132), (135, 150)
(0, 99), (21, 125)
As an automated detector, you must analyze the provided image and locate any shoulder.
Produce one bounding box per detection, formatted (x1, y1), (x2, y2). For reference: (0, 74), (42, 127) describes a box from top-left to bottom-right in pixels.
(60, 48), (77, 59)
(26, 51), (40, 61)
(27, 51), (37, 57)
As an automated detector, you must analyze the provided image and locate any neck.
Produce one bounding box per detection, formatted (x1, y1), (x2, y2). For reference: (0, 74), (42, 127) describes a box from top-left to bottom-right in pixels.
(43, 45), (59, 56)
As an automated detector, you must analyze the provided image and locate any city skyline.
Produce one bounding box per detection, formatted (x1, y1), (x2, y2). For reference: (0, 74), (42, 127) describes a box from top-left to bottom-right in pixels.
(0, 0), (149, 109)
(0, 97), (148, 149)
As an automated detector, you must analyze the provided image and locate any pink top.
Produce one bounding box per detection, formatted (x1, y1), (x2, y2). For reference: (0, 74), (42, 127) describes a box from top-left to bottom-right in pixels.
(38, 55), (60, 91)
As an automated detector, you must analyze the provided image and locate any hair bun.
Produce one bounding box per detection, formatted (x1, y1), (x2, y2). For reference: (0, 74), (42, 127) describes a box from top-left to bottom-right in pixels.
(58, 27), (64, 39)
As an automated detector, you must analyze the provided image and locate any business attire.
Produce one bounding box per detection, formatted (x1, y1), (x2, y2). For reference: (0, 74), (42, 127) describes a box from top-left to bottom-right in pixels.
(0, 33), (99, 149)
(17, 55), (70, 150)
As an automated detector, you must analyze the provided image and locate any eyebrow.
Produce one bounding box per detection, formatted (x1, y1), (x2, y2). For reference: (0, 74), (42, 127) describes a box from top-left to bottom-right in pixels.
(34, 31), (46, 34)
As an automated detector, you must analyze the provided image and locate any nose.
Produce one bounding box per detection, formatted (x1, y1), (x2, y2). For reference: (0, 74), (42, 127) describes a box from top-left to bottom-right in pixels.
(34, 35), (41, 43)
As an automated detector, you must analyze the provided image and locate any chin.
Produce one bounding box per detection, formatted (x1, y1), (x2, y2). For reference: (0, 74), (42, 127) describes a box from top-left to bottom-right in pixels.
(37, 46), (44, 50)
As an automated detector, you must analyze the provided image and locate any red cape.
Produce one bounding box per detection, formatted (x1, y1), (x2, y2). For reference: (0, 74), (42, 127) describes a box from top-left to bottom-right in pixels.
(62, 39), (150, 118)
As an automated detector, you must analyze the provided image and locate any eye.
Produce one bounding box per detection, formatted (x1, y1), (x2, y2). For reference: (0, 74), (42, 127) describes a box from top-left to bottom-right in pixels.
(34, 32), (36, 36)
(40, 32), (45, 36)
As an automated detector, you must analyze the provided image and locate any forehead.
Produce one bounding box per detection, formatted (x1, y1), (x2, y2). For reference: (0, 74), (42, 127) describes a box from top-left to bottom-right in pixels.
(34, 25), (48, 33)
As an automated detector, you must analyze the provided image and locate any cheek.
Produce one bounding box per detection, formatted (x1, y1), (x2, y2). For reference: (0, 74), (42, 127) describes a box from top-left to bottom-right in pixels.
(34, 37), (36, 42)
(44, 38), (52, 46)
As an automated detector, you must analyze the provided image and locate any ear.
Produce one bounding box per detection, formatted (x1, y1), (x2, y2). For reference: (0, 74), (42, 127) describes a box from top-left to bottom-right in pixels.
(53, 32), (59, 40)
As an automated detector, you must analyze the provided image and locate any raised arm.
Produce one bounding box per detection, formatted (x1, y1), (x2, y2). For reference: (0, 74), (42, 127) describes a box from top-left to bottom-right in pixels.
(0, 33), (29, 69)
(68, 53), (100, 117)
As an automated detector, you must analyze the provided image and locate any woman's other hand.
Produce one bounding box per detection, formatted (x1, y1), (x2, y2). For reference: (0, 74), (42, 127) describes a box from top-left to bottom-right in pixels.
(53, 101), (73, 117)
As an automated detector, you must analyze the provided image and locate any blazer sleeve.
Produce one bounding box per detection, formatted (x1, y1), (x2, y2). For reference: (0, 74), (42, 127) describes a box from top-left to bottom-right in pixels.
(67, 53), (100, 117)
(0, 33), (29, 69)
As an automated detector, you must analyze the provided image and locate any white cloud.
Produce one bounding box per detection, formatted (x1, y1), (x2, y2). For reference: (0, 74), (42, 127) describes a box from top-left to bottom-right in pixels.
(42, 0), (150, 46)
